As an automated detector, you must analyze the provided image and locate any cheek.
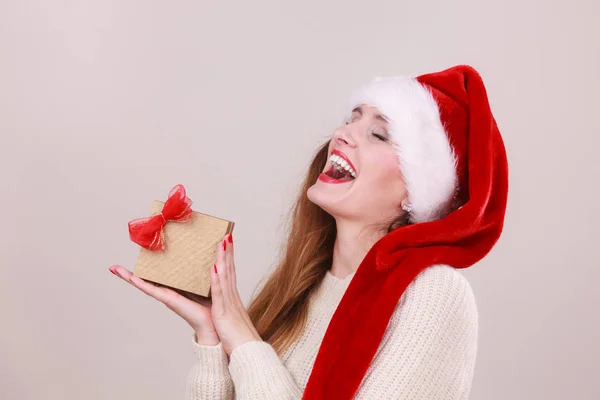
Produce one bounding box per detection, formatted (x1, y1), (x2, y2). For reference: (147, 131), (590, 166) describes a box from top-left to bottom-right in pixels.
(360, 153), (405, 200)
(371, 153), (401, 182)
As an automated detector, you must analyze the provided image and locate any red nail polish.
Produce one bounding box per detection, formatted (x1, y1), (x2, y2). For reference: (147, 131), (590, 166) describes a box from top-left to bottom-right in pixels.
(213, 264), (218, 273)
(228, 233), (233, 243)
(223, 240), (226, 251)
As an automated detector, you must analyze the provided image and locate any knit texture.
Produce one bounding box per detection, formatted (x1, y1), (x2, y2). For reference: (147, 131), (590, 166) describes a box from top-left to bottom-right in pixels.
(185, 264), (478, 399)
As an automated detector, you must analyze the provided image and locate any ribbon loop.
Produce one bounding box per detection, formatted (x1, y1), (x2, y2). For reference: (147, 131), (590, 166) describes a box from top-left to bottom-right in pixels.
(128, 184), (193, 251)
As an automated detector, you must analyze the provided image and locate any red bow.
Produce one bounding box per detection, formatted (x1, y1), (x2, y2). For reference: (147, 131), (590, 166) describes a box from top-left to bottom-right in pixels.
(128, 184), (193, 251)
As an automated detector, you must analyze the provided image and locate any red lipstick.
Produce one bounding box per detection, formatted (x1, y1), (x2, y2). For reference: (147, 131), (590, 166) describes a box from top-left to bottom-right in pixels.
(331, 149), (357, 174)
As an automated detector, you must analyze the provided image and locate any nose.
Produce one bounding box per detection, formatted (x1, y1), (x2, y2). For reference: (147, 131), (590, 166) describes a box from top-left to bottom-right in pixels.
(332, 125), (357, 148)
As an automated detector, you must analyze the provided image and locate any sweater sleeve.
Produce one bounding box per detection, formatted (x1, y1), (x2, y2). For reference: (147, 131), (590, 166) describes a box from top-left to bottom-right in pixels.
(353, 265), (479, 400)
(227, 340), (302, 399)
(185, 332), (235, 400)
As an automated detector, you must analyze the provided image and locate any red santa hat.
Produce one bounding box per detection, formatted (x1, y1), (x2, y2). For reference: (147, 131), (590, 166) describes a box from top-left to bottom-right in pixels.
(303, 65), (509, 399)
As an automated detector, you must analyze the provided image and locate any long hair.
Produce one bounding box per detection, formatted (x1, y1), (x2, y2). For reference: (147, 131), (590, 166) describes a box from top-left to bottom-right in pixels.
(246, 139), (411, 356)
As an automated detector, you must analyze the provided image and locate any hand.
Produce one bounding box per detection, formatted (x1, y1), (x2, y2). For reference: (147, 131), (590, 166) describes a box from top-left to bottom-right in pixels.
(108, 264), (219, 344)
(211, 232), (263, 356)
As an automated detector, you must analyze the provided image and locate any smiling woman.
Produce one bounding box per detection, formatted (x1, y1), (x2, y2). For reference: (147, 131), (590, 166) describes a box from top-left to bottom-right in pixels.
(113, 64), (508, 400)
(178, 64), (509, 400)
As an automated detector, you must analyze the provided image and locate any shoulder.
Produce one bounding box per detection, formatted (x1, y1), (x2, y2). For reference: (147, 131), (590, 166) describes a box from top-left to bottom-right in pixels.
(390, 264), (478, 335)
(402, 264), (477, 309)
(359, 266), (479, 398)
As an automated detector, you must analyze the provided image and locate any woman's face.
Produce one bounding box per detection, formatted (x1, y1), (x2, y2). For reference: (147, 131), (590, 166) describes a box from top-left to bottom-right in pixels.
(307, 104), (408, 226)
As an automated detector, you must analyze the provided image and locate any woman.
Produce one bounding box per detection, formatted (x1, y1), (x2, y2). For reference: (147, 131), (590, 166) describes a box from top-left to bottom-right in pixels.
(110, 64), (508, 399)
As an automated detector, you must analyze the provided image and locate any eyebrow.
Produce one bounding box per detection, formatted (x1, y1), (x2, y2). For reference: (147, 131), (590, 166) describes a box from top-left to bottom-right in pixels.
(352, 106), (390, 123)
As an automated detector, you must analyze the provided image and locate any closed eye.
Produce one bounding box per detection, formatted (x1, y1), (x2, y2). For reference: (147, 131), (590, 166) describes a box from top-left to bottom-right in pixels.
(344, 120), (388, 142)
(372, 133), (387, 141)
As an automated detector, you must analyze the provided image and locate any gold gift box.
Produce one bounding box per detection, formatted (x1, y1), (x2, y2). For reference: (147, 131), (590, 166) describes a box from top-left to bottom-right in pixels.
(132, 200), (234, 297)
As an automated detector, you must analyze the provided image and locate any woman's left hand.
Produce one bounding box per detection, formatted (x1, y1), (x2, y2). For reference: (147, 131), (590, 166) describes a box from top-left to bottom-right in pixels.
(211, 232), (263, 356)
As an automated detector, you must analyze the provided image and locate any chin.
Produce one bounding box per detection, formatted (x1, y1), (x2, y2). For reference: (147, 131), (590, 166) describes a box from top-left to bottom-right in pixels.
(307, 185), (349, 218)
(306, 184), (320, 205)
(307, 185), (330, 211)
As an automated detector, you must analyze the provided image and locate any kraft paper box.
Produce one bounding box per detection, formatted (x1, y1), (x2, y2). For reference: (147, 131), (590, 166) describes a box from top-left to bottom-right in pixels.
(132, 200), (234, 298)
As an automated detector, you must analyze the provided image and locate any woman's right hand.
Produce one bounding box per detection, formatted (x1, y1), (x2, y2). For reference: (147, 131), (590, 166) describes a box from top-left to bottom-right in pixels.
(109, 264), (220, 345)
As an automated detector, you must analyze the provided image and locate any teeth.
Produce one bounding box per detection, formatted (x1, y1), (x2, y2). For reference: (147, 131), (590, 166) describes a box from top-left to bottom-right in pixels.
(329, 155), (357, 179)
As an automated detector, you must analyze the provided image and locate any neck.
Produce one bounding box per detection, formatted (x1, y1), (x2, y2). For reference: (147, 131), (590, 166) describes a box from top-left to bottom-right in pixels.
(331, 219), (385, 278)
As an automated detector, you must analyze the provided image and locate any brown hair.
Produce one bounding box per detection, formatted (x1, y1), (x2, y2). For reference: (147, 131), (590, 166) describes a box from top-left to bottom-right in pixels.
(246, 140), (411, 356)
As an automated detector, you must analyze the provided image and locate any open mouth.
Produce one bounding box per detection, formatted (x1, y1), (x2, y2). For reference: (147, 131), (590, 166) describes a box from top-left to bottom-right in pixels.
(323, 162), (356, 182)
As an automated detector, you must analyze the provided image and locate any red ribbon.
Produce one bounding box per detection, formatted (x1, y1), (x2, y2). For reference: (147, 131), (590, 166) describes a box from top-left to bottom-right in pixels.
(128, 184), (193, 251)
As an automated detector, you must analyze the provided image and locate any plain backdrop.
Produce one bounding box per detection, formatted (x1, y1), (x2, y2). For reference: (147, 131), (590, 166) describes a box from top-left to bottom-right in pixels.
(1, 0), (598, 399)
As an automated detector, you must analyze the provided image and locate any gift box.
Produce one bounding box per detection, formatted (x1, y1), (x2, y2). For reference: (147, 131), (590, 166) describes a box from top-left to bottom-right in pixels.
(129, 184), (234, 298)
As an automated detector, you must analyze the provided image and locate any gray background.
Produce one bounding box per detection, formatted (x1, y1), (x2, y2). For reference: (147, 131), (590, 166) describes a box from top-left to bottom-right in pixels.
(1, 0), (598, 399)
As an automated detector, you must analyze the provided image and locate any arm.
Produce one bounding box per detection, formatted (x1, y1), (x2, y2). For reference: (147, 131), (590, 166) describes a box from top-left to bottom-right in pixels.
(353, 265), (479, 400)
(227, 340), (302, 400)
(185, 332), (235, 400)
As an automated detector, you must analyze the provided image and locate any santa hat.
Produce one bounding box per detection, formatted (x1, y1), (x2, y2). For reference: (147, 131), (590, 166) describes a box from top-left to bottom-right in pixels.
(343, 67), (477, 224)
(303, 65), (509, 399)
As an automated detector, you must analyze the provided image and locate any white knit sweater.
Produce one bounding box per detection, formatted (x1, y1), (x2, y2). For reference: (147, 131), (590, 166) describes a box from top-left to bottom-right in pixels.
(185, 264), (478, 399)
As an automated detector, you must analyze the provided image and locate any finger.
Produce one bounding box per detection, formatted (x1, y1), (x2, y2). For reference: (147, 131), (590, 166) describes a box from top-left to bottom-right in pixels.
(225, 233), (237, 289)
(111, 265), (178, 306)
(110, 265), (138, 285)
(210, 262), (224, 316)
(224, 233), (242, 304)
(222, 233), (239, 304)
(216, 236), (232, 305)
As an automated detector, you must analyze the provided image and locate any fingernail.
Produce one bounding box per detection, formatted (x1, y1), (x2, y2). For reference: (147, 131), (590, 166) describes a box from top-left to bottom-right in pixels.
(228, 233), (233, 243)
(222, 240), (226, 251)
(213, 264), (218, 274)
